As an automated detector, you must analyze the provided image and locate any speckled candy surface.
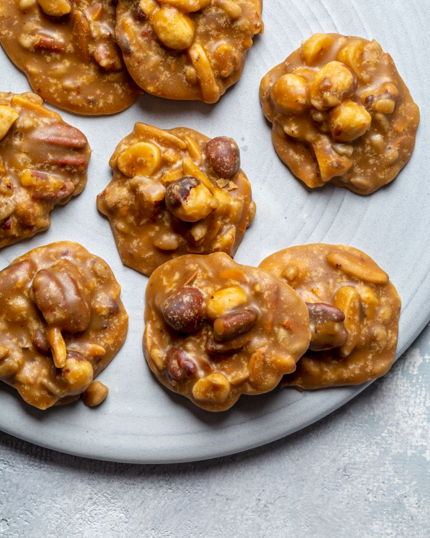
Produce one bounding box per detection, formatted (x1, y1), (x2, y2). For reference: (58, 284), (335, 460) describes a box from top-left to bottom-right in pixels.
(0, 0), (429, 463)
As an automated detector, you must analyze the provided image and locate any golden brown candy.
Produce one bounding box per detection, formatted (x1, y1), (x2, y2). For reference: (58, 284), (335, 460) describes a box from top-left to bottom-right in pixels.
(260, 33), (420, 194)
(97, 124), (256, 276)
(0, 242), (128, 409)
(0, 92), (90, 249)
(0, 0), (141, 114)
(259, 244), (401, 389)
(144, 252), (311, 412)
(115, 0), (263, 102)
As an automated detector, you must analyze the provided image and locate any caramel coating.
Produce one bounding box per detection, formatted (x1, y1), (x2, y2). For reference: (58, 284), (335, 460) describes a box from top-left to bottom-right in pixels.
(0, 92), (90, 249)
(143, 252), (311, 412)
(97, 123), (256, 276)
(0, 0), (140, 114)
(260, 33), (420, 194)
(115, 0), (263, 102)
(0, 242), (128, 409)
(259, 244), (401, 389)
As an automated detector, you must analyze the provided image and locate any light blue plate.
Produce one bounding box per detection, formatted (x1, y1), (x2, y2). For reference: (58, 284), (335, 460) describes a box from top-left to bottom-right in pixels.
(0, 0), (429, 463)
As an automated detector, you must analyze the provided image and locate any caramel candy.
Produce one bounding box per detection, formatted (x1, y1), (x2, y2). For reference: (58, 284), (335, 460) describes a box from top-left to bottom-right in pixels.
(97, 123), (256, 276)
(0, 92), (90, 249)
(115, 0), (263, 103)
(0, 0), (140, 114)
(0, 242), (128, 410)
(143, 252), (311, 412)
(259, 244), (401, 389)
(260, 33), (420, 194)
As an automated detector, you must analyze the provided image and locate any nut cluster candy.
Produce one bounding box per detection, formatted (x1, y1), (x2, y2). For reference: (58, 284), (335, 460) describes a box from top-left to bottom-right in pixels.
(260, 244), (401, 389)
(0, 0), (140, 114)
(143, 252), (311, 411)
(115, 0), (263, 102)
(97, 123), (256, 276)
(0, 242), (128, 410)
(0, 92), (91, 249)
(260, 33), (420, 194)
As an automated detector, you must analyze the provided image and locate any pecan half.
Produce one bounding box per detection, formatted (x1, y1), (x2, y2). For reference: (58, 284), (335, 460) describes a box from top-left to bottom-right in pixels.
(33, 260), (91, 333)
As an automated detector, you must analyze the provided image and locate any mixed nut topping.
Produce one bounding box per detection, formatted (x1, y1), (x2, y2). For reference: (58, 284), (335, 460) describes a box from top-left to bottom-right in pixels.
(0, 0), (140, 114)
(260, 244), (401, 389)
(0, 242), (128, 410)
(115, 0), (263, 102)
(0, 92), (90, 249)
(144, 252), (311, 412)
(97, 123), (256, 276)
(260, 33), (420, 194)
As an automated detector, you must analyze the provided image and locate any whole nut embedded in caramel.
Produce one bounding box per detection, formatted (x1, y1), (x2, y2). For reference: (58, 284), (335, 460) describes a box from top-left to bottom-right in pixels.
(97, 123), (256, 276)
(144, 252), (311, 412)
(162, 287), (204, 333)
(0, 92), (90, 249)
(115, 0), (263, 102)
(204, 137), (241, 178)
(260, 244), (401, 389)
(0, 0), (140, 114)
(0, 242), (128, 410)
(260, 33), (420, 194)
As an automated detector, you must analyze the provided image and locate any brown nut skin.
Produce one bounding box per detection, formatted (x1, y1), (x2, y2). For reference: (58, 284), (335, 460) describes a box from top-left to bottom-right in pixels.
(306, 302), (348, 351)
(166, 348), (196, 382)
(204, 137), (241, 178)
(165, 176), (200, 211)
(162, 287), (204, 333)
(213, 309), (258, 342)
(33, 260), (91, 333)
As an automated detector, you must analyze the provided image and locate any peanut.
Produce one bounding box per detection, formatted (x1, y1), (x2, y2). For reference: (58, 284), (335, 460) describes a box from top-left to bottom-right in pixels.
(192, 373), (230, 403)
(334, 286), (362, 357)
(0, 106), (19, 141)
(37, 0), (71, 17)
(117, 142), (162, 178)
(214, 0), (242, 19)
(82, 381), (109, 407)
(165, 176), (218, 222)
(152, 7), (195, 50)
(309, 61), (357, 111)
(205, 286), (248, 320)
(327, 250), (389, 284)
(188, 43), (220, 103)
(302, 34), (334, 65)
(329, 100), (372, 143)
(270, 74), (310, 114)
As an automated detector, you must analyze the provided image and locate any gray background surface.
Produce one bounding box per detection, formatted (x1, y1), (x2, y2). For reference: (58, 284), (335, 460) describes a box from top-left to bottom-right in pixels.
(1, 324), (429, 537)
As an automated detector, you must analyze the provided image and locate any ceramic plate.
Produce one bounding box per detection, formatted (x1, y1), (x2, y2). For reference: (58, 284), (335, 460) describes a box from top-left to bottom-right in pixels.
(0, 0), (429, 463)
